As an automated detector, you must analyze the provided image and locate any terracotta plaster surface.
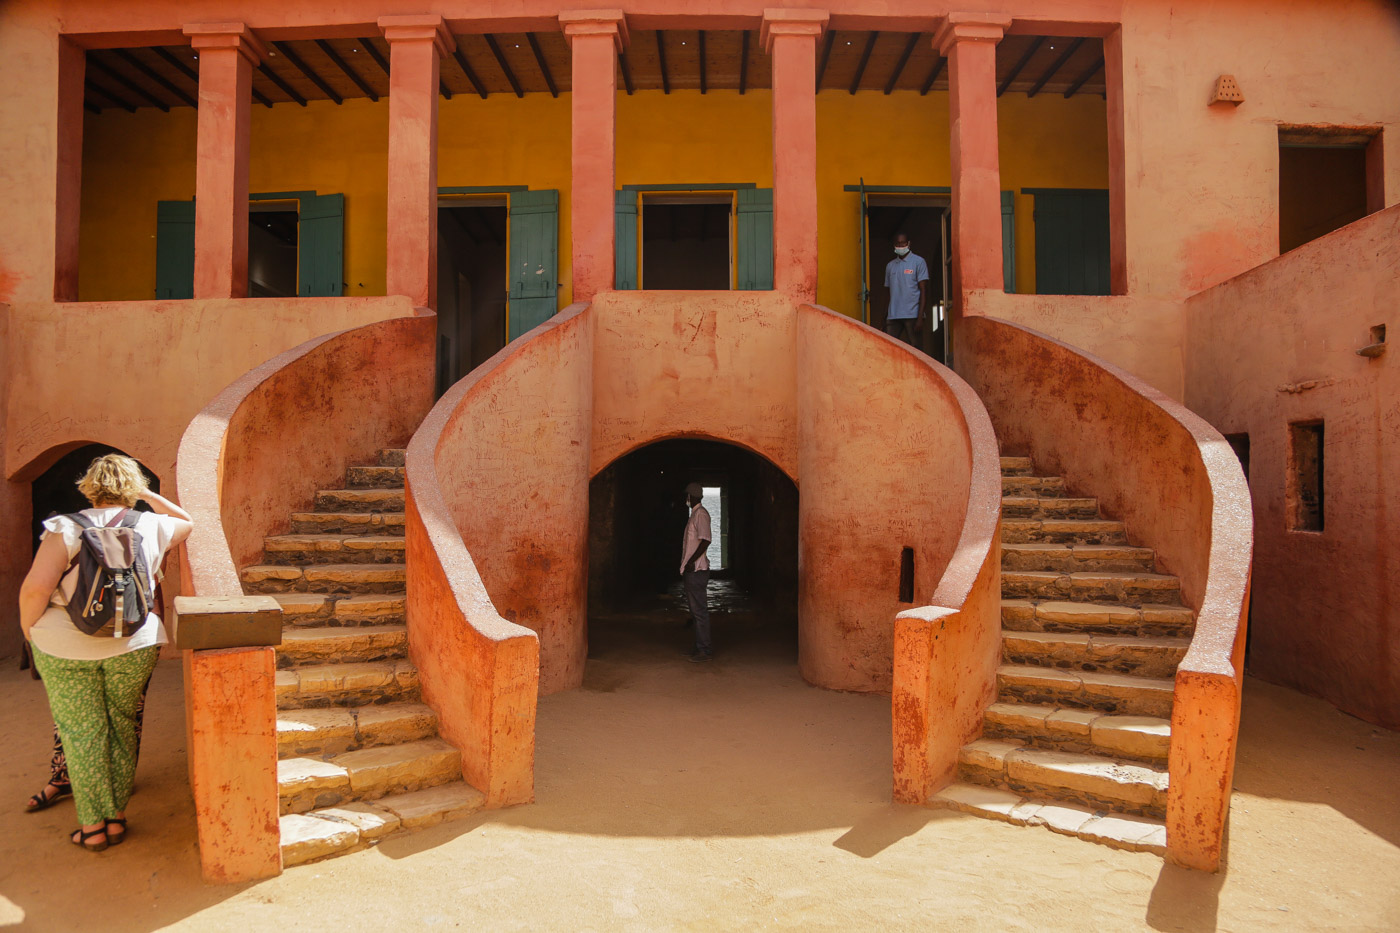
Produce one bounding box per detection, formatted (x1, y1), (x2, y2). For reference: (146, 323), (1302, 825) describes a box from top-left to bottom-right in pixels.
(564, 13), (624, 302)
(1184, 206), (1400, 729)
(797, 305), (995, 694)
(956, 315), (1253, 872)
(963, 290), (1185, 401)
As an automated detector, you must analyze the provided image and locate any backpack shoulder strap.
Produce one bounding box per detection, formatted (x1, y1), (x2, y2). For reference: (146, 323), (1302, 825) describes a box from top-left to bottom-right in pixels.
(67, 512), (94, 530)
(116, 509), (139, 528)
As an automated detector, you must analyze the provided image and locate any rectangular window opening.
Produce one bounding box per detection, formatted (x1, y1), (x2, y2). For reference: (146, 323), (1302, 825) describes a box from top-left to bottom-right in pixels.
(1278, 126), (1381, 253)
(1288, 421), (1324, 532)
(898, 547), (915, 604)
(702, 486), (724, 571)
(641, 195), (733, 290)
(248, 200), (300, 298)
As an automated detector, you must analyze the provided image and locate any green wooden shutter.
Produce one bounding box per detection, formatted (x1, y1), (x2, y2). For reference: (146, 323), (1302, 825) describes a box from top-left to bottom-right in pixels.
(155, 200), (195, 299)
(508, 189), (559, 340)
(615, 189), (638, 289)
(298, 192), (344, 297)
(736, 188), (773, 290)
(1001, 190), (1017, 294)
(1031, 189), (1110, 296)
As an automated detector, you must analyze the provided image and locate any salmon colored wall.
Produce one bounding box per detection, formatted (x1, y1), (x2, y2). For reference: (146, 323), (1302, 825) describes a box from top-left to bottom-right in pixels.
(1183, 206), (1400, 730)
(956, 314), (1253, 871)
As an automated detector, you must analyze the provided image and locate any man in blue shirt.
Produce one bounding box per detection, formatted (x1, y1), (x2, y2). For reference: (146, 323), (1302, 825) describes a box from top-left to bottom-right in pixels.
(883, 233), (930, 347)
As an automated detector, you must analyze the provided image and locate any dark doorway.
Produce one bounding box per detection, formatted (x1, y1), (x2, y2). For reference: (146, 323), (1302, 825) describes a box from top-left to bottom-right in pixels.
(1279, 143), (1370, 254)
(248, 204), (298, 297)
(30, 444), (160, 554)
(437, 203), (509, 397)
(642, 198), (732, 290)
(587, 439), (798, 665)
(865, 200), (949, 364)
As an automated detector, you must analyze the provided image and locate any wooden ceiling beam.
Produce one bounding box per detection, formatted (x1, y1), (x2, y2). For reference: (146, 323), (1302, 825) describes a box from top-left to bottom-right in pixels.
(815, 30), (835, 90)
(273, 42), (341, 104)
(86, 81), (136, 113)
(1064, 55), (1103, 98)
(359, 37), (390, 78)
(315, 39), (378, 101)
(920, 56), (944, 95)
(884, 32), (920, 94)
(739, 30), (749, 95)
(440, 79), (453, 99)
(483, 35), (523, 98)
(258, 61), (307, 106)
(87, 55), (170, 110)
(1027, 37), (1083, 98)
(84, 100), (101, 114)
(450, 47), (488, 99)
(526, 33), (558, 98)
(849, 31), (878, 94)
(656, 30), (670, 94)
(618, 50), (635, 94)
(698, 30), (707, 94)
(998, 36), (1044, 96)
(114, 48), (196, 107)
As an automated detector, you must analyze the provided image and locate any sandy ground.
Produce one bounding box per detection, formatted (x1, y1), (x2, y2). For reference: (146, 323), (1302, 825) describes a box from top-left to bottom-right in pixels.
(1, 603), (1399, 932)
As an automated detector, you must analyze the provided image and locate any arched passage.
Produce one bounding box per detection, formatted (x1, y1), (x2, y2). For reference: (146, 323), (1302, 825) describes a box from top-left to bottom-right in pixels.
(587, 438), (798, 664)
(29, 442), (162, 552)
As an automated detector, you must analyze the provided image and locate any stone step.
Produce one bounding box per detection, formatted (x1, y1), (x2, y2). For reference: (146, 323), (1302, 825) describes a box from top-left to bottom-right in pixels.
(1002, 543), (1157, 574)
(1002, 599), (1194, 638)
(315, 488), (405, 513)
(1001, 570), (1182, 605)
(982, 701), (1171, 762)
(242, 562), (406, 595)
(347, 465), (406, 489)
(1002, 630), (1188, 679)
(997, 663), (1176, 718)
(274, 593), (407, 627)
(276, 624), (409, 668)
(1002, 475), (1066, 497)
(280, 781), (485, 867)
(264, 534), (405, 565)
(276, 659), (419, 709)
(999, 456), (1033, 476)
(958, 738), (1169, 818)
(1000, 496), (1100, 520)
(378, 448), (407, 468)
(290, 511), (406, 535)
(1000, 518), (1128, 545)
(277, 737), (462, 815)
(927, 782), (1166, 855)
(277, 701), (438, 758)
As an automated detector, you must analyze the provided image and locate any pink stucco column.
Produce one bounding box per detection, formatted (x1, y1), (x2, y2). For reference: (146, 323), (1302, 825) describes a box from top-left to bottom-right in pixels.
(54, 38), (85, 301)
(1105, 27), (1128, 295)
(380, 15), (453, 310)
(935, 13), (1011, 298)
(184, 23), (265, 300)
(762, 9), (827, 302)
(561, 10), (627, 302)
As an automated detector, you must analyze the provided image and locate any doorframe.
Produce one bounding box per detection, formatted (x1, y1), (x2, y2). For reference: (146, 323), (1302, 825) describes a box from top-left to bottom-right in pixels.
(621, 183), (757, 291)
(436, 186), (523, 346)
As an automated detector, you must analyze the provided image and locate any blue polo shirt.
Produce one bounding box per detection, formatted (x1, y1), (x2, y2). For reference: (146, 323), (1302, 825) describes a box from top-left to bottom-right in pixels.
(884, 252), (930, 320)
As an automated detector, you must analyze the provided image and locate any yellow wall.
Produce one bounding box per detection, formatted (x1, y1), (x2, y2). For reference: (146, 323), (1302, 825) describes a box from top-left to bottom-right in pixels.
(78, 88), (1106, 311)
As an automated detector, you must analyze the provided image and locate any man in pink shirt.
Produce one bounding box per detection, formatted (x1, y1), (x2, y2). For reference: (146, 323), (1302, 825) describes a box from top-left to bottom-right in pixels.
(681, 482), (713, 662)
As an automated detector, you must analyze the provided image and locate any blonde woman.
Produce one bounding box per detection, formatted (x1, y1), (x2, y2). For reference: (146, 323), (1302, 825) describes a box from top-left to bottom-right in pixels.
(18, 454), (192, 852)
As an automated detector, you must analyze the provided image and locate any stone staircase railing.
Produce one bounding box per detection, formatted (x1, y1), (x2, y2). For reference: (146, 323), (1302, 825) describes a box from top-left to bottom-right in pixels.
(175, 312), (435, 881)
(955, 314), (1253, 871)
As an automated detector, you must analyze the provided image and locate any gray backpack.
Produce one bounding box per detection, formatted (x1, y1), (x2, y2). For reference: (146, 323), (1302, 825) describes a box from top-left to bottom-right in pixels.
(60, 509), (152, 638)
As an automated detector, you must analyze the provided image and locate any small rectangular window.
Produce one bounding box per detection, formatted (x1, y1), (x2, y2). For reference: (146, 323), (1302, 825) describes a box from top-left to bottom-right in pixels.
(1288, 422), (1324, 532)
(899, 547), (915, 604)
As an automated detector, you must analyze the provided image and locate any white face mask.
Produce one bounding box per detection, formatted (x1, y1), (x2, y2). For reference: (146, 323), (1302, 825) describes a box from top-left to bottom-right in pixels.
(894, 246), (910, 257)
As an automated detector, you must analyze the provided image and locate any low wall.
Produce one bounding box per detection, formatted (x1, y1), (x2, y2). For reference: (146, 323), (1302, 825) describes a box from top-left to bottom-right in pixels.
(0, 295), (414, 656)
(174, 311), (435, 882)
(1184, 205), (1400, 728)
(957, 315), (1252, 872)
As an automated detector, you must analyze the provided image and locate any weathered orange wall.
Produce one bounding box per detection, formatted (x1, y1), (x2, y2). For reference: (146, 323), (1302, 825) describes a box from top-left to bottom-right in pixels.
(956, 315), (1253, 871)
(1184, 206), (1400, 729)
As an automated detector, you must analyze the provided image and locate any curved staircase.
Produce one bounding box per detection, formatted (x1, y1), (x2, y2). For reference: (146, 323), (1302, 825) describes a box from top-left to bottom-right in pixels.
(238, 448), (484, 866)
(930, 455), (1191, 854)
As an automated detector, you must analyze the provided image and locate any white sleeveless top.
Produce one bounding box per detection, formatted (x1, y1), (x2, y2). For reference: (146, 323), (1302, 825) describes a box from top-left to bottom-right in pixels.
(28, 507), (176, 661)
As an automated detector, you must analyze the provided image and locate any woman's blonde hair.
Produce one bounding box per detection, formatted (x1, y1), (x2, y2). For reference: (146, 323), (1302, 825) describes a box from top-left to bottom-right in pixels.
(77, 454), (148, 508)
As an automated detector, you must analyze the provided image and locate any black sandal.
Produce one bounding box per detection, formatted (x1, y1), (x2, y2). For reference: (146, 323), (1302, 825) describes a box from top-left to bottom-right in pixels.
(70, 827), (108, 853)
(26, 782), (71, 813)
(105, 818), (127, 846)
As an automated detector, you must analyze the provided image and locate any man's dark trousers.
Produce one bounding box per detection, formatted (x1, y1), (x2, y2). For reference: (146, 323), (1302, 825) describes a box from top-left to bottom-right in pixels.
(683, 569), (711, 653)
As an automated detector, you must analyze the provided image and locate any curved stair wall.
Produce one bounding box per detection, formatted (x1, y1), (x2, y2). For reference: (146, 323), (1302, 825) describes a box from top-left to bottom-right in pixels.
(175, 312), (436, 881)
(955, 314), (1253, 872)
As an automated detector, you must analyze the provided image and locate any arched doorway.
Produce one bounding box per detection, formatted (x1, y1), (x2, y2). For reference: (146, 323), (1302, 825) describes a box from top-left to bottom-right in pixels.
(29, 443), (161, 553)
(587, 438), (798, 665)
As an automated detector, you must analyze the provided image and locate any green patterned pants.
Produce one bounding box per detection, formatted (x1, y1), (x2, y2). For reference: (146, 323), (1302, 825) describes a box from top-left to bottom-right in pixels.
(31, 645), (159, 826)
